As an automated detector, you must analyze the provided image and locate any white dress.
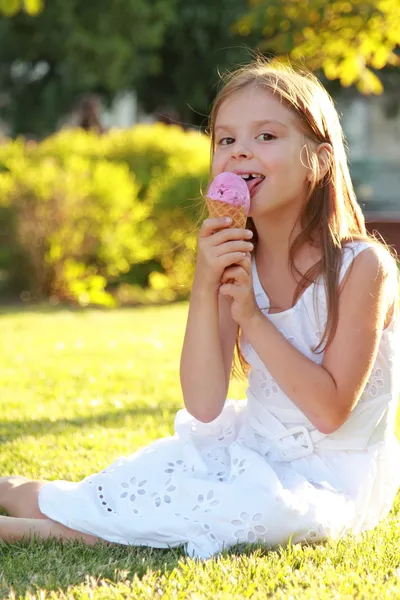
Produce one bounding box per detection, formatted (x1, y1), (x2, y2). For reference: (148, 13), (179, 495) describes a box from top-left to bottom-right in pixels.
(39, 241), (400, 559)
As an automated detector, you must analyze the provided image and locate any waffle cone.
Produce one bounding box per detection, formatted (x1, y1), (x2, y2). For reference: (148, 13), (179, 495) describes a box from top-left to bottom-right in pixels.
(206, 198), (247, 229)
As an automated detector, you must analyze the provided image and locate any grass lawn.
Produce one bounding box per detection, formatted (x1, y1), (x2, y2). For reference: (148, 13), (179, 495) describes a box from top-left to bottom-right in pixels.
(0, 304), (399, 599)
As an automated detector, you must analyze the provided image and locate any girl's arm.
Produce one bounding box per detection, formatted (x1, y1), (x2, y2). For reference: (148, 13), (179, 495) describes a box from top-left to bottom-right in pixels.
(180, 218), (252, 422)
(223, 246), (395, 434)
(180, 283), (237, 422)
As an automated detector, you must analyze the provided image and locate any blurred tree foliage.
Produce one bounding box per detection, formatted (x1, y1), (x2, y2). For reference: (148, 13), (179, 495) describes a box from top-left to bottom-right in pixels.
(135, 0), (400, 126)
(0, 0), (177, 135)
(0, 0), (42, 16)
(135, 0), (259, 126)
(235, 0), (400, 94)
(0, 0), (399, 135)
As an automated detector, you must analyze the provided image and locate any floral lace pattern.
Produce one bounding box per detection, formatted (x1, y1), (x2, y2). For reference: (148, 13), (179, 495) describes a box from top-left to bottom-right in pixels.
(37, 241), (399, 559)
(249, 369), (279, 400)
(231, 512), (267, 542)
(365, 368), (385, 397)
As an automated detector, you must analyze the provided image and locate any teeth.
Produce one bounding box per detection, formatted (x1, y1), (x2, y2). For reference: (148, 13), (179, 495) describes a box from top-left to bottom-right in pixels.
(240, 173), (264, 180)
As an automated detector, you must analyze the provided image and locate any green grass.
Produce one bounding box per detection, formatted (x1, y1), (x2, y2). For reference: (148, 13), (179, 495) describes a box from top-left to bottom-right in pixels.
(0, 304), (399, 599)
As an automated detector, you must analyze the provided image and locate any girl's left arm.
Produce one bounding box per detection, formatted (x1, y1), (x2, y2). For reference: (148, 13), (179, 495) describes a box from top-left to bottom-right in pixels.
(220, 247), (396, 434)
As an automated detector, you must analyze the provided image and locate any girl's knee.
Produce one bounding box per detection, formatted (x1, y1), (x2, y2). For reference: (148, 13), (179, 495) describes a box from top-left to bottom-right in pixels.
(0, 476), (30, 500)
(0, 477), (46, 518)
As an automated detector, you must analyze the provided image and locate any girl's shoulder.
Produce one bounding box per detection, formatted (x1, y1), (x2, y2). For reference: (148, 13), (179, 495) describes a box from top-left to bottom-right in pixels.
(339, 240), (398, 330)
(339, 239), (398, 288)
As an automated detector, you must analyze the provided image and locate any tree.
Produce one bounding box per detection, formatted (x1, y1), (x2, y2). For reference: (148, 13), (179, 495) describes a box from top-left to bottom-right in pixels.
(0, 0), (42, 16)
(0, 0), (177, 135)
(234, 0), (400, 94)
(135, 0), (260, 127)
(135, 0), (400, 129)
(1, 0), (399, 136)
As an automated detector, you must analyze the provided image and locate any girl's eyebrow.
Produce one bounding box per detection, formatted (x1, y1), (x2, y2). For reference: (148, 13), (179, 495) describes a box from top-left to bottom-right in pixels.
(215, 119), (288, 132)
(252, 119), (288, 130)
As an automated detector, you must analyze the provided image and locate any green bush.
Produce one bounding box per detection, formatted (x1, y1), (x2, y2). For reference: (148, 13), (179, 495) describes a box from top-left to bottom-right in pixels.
(0, 153), (153, 305)
(36, 123), (210, 196)
(0, 124), (211, 305)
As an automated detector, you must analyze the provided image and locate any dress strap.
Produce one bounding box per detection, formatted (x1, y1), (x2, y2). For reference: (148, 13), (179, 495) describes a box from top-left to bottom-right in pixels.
(338, 241), (377, 285)
(251, 258), (270, 311)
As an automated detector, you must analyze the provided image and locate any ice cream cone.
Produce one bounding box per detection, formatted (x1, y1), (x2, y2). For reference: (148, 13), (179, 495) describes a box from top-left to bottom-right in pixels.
(205, 172), (250, 229)
(205, 197), (247, 229)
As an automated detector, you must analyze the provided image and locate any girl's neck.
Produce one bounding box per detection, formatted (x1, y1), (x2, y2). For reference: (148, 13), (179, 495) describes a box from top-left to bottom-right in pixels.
(254, 213), (303, 267)
(254, 210), (321, 276)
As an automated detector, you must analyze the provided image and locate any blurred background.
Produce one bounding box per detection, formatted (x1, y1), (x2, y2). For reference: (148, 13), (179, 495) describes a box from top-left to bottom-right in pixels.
(0, 0), (399, 308)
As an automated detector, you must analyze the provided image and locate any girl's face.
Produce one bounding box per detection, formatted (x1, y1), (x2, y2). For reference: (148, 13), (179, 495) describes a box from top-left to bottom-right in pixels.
(212, 86), (312, 219)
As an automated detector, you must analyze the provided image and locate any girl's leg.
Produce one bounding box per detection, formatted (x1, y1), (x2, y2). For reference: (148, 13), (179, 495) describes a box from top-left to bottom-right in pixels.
(0, 515), (102, 544)
(0, 476), (102, 544)
(0, 476), (48, 518)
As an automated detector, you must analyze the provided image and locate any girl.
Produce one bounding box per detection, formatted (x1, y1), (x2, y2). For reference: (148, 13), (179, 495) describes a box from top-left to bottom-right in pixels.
(0, 60), (399, 559)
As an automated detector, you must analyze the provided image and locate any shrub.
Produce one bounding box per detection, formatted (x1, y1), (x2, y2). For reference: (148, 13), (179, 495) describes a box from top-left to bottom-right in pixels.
(0, 154), (152, 305)
(0, 124), (211, 305)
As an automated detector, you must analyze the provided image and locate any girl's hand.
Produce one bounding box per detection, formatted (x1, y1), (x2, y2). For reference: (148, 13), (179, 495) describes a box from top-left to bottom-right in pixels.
(219, 253), (261, 327)
(195, 217), (254, 289)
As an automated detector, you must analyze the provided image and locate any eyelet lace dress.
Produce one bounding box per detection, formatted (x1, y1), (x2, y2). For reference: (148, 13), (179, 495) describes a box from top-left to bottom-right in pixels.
(39, 241), (400, 558)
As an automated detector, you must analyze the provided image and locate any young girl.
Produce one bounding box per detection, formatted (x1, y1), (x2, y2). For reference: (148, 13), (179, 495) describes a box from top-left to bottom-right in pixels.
(0, 60), (399, 559)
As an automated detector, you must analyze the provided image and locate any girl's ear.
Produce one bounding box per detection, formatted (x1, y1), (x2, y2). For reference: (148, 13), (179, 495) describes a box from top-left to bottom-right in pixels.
(316, 143), (333, 182)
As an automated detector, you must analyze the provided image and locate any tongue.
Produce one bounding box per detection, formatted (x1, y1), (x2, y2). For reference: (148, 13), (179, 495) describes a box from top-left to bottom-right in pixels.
(247, 178), (263, 194)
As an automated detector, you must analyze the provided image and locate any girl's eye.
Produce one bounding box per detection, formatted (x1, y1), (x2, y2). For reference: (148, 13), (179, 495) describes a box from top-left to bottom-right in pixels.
(218, 137), (235, 146)
(257, 133), (276, 142)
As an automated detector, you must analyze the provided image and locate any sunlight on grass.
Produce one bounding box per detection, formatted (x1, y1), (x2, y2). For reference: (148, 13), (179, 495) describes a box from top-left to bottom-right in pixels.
(0, 304), (398, 599)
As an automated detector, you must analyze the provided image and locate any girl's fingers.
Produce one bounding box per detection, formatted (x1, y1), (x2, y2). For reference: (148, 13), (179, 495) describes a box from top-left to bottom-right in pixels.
(218, 284), (233, 297)
(238, 254), (252, 276)
(221, 264), (247, 284)
(216, 240), (253, 257)
(219, 252), (249, 270)
(199, 217), (233, 238)
(222, 254), (252, 276)
(212, 227), (253, 245)
(199, 218), (253, 242)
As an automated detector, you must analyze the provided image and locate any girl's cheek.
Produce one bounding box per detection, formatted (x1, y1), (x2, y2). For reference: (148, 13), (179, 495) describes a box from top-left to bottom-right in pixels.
(211, 157), (224, 176)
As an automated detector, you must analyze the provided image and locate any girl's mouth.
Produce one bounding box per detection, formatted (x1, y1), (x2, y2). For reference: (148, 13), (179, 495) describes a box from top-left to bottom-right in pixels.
(240, 173), (265, 196)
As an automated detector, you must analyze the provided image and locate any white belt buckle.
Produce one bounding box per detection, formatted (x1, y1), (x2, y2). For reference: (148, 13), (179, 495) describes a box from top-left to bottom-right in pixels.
(275, 426), (314, 461)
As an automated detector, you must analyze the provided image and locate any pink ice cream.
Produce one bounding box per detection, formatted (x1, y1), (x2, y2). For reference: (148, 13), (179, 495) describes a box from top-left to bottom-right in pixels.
(206, 172), (250, 214)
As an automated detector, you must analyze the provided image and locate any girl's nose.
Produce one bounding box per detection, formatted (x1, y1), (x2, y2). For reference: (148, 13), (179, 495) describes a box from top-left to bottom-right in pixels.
(231, 142), (253, 159)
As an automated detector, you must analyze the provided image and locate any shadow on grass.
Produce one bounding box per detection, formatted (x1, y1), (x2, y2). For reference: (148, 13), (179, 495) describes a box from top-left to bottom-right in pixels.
(0, 537), (291, 597)
(0, 300), (186, 317)
(0, 537), (186, 597)
(0, 404), (179, 443)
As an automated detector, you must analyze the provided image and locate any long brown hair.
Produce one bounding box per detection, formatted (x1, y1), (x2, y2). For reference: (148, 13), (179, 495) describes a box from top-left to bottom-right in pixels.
(208, 59), (397, 378)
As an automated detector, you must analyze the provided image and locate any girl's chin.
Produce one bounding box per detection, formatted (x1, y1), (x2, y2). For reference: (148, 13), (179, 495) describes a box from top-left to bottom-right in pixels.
(248, 198), (278, 220)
